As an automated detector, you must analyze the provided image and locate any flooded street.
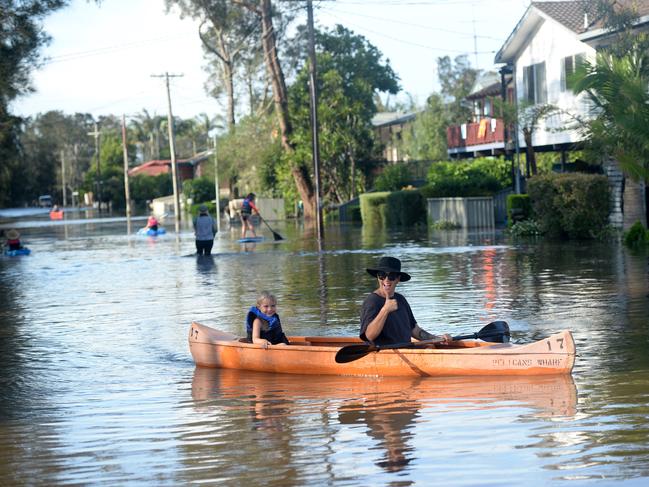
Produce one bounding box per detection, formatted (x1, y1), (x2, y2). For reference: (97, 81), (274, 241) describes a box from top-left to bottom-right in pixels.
(1, 211), (649, 485)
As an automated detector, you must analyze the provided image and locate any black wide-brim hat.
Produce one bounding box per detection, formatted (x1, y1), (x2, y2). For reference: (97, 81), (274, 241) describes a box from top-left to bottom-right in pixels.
(366, 256), (411, 282)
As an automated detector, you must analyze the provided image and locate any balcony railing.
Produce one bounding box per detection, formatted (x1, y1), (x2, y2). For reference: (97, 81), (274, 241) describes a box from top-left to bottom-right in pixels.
(447, 118), (505, 150)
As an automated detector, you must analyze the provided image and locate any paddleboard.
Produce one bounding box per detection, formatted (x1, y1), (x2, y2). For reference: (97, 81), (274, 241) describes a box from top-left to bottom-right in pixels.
(4, 248), (31, 256)
(137, 227), (167, 237)
(238, 236), (264, 243)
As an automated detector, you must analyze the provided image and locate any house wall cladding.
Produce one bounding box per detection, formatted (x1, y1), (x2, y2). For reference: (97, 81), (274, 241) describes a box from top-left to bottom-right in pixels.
(427, 197), (495, 228)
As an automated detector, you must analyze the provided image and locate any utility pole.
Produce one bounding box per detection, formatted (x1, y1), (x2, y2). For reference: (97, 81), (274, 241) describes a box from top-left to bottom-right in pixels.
(152, 72), (183, 234)
(121, 114), (132, 218)
(213, 135), (221, 233)
(307, 0), (324, 242)
(60, 149), (67, 207)
(87, 122), (101, 211)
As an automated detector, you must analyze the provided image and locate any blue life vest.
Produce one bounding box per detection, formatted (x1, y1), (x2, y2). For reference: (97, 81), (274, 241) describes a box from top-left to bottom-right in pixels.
(241, 198), (252, 215)
(246, 306), (280, 332)
(245, 307), (289, 345)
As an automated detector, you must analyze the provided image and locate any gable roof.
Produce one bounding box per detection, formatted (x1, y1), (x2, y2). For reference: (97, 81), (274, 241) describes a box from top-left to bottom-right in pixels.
(495, 1), (594, 63)
(533, 1), (594, 34)
(127, 149), (214, 177)
(371, 111), (418, 128)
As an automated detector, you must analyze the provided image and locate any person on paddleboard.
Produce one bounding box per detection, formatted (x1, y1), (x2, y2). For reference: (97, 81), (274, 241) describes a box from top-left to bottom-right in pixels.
(240, 193), (259, 240)
(360, 256), (452, 346)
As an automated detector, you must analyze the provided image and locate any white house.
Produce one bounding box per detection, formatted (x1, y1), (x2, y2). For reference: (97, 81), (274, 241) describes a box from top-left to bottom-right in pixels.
(494, 1), (597, 151)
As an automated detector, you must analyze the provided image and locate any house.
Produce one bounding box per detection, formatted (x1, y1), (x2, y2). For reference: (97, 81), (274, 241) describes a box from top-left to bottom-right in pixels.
(447, 71), (512, 159)
(372, 111), (418, 162)
(487, 0), (649, 228)
(128, 149), (215, 181)
(494, 1), (599, 156)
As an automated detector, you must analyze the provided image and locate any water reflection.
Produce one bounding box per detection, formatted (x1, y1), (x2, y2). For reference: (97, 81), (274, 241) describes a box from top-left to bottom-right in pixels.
(191, 368), (578, 478)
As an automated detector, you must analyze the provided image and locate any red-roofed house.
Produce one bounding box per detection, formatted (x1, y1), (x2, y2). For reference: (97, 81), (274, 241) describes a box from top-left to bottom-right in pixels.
(128, 150), (214, 181)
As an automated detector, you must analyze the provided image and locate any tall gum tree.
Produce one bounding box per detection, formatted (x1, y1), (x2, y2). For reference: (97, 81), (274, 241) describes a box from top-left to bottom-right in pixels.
(233, 0), (317, 218)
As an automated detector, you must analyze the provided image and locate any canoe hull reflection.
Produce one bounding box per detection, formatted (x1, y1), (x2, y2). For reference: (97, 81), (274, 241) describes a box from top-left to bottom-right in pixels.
(189, 322), (576, 377)
(191, 367), (578, 418)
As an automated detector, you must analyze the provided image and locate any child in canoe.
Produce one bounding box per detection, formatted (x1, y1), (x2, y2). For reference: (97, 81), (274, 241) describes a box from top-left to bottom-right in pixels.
(246, 291), (289, 346)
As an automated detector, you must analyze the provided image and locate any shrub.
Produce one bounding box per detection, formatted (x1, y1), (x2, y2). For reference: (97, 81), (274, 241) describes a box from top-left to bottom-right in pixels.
(375, 164), (413, 191)
(506, 194), (532, 226)
(360, 190), (426, 227)
(421, 160), (504, 197)
(431, 220), (462, 230)
(183, 177), (215, 204)
(527, 173), (610, 239)
(623, 221), (649, 248)
(507, 219), (542, 237)
(130, 174), (173, 208)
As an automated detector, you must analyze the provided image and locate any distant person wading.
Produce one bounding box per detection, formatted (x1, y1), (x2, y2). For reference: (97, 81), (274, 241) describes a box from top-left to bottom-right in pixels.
(194, 205), (217, 255)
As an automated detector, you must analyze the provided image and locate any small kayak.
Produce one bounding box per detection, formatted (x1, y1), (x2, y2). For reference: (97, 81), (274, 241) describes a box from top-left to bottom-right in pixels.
(4, 248), (31, 257)
(238, 236), (264, 243)
(137, 227), (166, 236)
(49, 210), (64, 220)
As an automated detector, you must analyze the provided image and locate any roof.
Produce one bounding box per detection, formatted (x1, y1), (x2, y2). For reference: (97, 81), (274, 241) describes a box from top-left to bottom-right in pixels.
(128, 149), (214, 177)
(533, 1), (594, 34)
(371, 111), (418, 128)
(496, 1), (649, 62)
(495, 1), (595, 63)
(466, 71), (503, 100)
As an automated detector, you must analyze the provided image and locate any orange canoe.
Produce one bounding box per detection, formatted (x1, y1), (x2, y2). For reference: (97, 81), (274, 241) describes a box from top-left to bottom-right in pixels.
(49, 210), (64, 220)
(189, 322), (576, 377)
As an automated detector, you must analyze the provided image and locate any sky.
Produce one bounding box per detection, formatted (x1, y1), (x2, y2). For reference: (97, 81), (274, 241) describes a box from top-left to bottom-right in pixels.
(10, 0), (532, 121)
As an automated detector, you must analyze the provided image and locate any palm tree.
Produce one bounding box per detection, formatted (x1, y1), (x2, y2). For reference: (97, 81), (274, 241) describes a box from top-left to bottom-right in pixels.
(573, 51), (649, 227)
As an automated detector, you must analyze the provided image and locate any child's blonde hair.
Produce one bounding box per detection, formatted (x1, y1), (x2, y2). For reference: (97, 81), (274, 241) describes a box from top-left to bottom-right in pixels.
(257, 290), (277, 306)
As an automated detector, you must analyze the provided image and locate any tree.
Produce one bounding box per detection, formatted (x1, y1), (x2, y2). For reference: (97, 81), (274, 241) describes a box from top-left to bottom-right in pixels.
(130, 109), (165, 162)
(437, 55), (479, 124)
(571, 0), (649, 226)
(232, 0), (318, 218)
(0, 0), (69, 206)
(398, 93), (449, 161)
(166, 0), (259, 130)
(288, 25), (399, 204)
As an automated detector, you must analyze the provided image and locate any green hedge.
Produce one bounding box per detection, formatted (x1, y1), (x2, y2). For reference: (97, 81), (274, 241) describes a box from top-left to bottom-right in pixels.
(506, 194), (532, 226)
(360, 190), (426, 227)
(527, 173), (610, 239)
(420, 158), (509, 197)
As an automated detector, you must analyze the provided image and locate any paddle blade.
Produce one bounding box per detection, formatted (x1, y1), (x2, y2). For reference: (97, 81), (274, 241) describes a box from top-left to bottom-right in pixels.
(271, 230), (284, 241)
(335, 343), (376, 363)
(476, 321), (510, 343)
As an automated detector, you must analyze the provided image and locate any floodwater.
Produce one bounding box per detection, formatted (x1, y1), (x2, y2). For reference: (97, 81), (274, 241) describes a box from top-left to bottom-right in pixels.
(1, 209), (649, 485)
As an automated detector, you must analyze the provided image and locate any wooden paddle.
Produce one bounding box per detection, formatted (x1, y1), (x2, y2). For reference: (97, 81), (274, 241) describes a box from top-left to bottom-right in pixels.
(334, 321), (510, 364)
(258, 214), (284, 241)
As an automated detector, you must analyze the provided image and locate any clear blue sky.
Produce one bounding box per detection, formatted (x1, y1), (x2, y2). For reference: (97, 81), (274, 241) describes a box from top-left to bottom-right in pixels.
(10, 0), (531, 121)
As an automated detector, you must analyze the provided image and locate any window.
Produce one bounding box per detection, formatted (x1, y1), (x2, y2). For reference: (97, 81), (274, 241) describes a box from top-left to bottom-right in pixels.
(561, 53), (585, 91)
(522, 62), (547, 104)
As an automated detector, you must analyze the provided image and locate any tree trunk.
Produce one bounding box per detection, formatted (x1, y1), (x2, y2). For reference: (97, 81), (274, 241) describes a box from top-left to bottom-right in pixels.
(257, 0), (315, 218)
(522, 129), (537, 176)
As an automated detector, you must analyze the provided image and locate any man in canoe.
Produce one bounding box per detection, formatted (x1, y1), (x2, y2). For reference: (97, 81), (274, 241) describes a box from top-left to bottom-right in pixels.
(360, 256), (452, 346)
